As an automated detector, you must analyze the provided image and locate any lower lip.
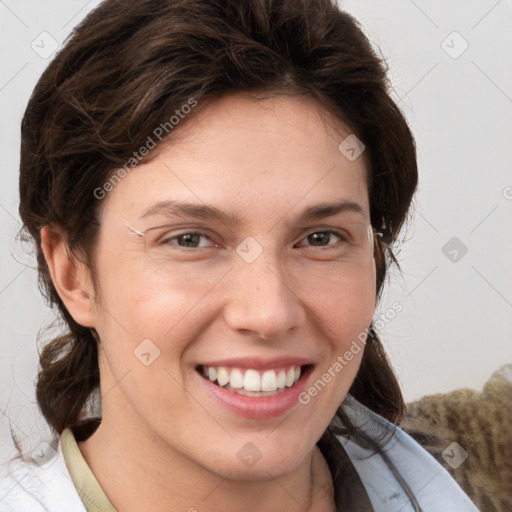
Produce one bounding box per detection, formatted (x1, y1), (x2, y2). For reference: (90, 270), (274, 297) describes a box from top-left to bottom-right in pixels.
(198, 366), (313, 420)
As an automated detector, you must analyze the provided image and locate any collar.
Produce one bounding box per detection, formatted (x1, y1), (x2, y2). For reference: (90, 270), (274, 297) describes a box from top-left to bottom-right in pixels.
(61, 427), (117, 512)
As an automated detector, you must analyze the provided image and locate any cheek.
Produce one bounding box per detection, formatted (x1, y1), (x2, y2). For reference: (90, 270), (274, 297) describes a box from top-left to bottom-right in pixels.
(93, 253), (210, 336)
(305, 259), (376, 337)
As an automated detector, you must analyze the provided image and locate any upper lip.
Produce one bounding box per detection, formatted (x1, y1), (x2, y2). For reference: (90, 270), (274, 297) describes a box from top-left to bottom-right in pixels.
(198, 356), (314, 370)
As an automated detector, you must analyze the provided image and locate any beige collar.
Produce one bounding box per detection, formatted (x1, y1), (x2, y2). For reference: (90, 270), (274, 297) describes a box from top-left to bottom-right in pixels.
(61, 428), (117, 512)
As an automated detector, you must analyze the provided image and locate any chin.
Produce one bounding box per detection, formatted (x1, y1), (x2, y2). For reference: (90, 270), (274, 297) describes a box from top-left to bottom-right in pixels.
(203, 439), (310, 482)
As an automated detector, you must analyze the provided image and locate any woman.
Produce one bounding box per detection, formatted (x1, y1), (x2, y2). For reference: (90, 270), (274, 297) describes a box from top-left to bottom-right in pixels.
(0, 0), (478, 510)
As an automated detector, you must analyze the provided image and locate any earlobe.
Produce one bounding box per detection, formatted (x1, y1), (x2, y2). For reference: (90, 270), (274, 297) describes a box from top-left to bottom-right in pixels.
(40, 225), (96, 328)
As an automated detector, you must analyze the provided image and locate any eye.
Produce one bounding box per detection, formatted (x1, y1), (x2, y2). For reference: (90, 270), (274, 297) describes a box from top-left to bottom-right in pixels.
(161, 231), (216, 249)
(158, 229), (347, 250)
(296, 229), (347, 248)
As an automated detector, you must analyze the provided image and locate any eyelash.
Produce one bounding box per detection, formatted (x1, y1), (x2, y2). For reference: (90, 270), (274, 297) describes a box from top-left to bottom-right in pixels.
(160, 229), (348, 250)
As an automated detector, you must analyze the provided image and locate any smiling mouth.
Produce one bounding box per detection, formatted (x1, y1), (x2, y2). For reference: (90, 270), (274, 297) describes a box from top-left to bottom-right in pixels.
(196, 364), (312, 396)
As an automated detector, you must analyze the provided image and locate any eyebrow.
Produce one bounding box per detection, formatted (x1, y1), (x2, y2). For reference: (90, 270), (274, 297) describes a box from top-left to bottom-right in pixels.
(300, 200), (365, 221)
(139, 199), (366, 224)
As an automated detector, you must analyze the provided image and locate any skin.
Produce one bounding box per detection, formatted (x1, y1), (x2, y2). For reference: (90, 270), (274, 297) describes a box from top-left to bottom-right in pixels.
(42, 93), (377, 512)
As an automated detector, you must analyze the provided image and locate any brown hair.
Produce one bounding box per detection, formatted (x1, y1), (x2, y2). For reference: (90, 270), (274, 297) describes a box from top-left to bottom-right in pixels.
(18, 0), (418, 508)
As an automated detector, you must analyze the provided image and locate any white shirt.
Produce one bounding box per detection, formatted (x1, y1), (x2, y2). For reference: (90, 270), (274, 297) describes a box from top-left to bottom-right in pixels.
(0, 396), (479, 511)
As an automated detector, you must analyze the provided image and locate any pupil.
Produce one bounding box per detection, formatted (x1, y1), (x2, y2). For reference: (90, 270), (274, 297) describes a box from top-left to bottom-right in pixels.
(309, 232), (328, 246)
(180, 234), (199, 247)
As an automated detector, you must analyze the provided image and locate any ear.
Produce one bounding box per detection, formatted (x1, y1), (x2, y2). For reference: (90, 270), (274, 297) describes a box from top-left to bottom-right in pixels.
(40, 225), (96, 328)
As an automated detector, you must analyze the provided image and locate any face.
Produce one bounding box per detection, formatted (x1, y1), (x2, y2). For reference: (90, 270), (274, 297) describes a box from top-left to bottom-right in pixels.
(88, 93), (376, 479)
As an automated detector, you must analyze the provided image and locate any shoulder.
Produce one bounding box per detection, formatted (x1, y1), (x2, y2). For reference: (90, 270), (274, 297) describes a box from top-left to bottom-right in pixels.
(0, 436), (85, 512)
(338, 395), (480, 512)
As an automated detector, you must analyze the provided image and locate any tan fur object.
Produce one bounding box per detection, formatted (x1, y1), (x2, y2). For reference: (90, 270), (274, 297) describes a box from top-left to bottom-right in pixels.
(401, 365), (512, 512)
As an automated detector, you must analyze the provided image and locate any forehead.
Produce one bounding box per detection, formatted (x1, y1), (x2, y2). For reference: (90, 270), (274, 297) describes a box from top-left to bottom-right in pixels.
(100, 93), (370, 223)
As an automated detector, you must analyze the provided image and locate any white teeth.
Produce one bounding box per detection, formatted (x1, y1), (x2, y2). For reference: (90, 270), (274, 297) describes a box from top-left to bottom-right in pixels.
(243, 369), (261, 391)
(216, 367), (229, 387)
(261, 370), (277, 392)
(200, 365), (304, 393)
(277, 370), (286, 389)
(285, 368), (295, 387)
(230, 369), (244, 389)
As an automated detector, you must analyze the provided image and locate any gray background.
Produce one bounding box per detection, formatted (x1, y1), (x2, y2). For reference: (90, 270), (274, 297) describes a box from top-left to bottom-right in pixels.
(1, 0), (511, 460)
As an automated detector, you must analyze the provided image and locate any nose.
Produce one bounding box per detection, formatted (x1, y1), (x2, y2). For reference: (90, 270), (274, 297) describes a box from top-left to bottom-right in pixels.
(223, 250), (304, 341)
